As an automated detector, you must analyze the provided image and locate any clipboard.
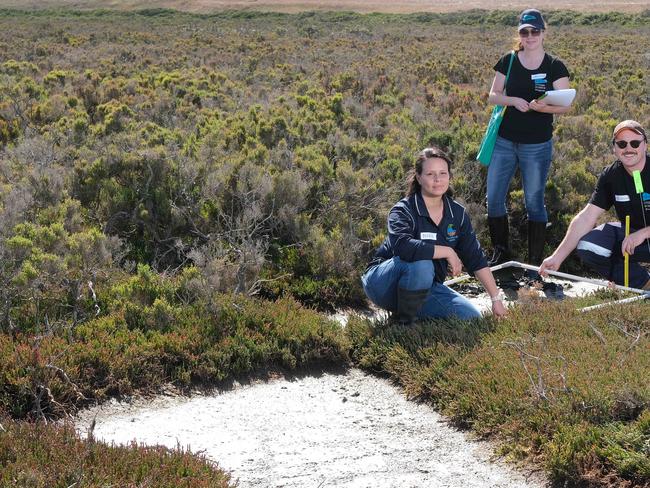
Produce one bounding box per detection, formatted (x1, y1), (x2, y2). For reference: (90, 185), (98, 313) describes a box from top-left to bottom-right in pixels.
(537, 88), (576, 107)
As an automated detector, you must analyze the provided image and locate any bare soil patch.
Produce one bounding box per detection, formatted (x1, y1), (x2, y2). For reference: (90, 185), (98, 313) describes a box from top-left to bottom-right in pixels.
(76, 368), (548, 488)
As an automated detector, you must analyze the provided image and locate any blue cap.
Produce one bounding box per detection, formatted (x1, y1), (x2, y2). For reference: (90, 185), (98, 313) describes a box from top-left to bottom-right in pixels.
(518, 9), (545, 31)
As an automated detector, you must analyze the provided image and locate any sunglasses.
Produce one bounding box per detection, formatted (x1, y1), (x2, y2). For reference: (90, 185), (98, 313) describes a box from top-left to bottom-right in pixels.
(614, 139), (644, 149)
(519, 28), (542, 38)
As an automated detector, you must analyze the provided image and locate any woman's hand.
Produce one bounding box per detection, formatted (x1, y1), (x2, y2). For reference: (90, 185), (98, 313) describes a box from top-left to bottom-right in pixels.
(529, 98), (548, 112)
(446, 249), (463, 277)
(491, 299), (507, 318)
(512, 97), (530, 112)
(447, 248), (463, 276)
(433, 245), (463, 277)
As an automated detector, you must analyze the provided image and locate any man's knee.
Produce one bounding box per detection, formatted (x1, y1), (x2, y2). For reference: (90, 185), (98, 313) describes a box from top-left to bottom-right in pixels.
(576, 238), (613, 266)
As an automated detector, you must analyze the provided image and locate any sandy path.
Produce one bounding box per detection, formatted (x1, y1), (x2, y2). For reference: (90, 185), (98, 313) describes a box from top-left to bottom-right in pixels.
(76, 368), (547, 488)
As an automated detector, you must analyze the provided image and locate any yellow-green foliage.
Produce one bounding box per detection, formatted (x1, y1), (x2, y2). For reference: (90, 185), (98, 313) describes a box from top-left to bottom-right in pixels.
(1, 9), (646, 310)
(0, 9), (649, 486)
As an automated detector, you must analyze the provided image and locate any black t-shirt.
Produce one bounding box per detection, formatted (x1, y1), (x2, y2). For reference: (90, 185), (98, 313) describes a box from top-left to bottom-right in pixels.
(494, 52), (570, 144)
(589, 155), (650, 230)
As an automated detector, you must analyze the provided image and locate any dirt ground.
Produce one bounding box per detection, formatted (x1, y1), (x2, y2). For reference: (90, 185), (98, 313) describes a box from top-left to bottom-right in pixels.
(0, 0), (647, 13)
(76, 368), (549, 488)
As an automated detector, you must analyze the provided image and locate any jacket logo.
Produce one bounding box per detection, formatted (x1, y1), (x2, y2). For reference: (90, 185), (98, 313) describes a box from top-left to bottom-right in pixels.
(446, 224), (458, 242)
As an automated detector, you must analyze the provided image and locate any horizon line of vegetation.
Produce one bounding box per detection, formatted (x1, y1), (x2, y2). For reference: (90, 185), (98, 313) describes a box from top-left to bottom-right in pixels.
(0, 7), (649, 26)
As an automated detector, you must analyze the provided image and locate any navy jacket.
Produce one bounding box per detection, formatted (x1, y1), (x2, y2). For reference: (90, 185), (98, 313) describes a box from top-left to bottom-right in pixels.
(368, 192), (488, 282)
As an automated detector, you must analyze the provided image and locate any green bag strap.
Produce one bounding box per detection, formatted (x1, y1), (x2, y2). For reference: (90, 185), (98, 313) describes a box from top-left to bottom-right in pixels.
(500, 50), (515, 116)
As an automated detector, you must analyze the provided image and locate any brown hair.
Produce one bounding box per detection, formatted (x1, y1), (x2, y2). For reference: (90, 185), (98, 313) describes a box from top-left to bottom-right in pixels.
(406, 147), (454, 197)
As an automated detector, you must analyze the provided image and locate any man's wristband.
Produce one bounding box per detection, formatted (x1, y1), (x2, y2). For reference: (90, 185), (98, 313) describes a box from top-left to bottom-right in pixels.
(490, 292), (505, 303)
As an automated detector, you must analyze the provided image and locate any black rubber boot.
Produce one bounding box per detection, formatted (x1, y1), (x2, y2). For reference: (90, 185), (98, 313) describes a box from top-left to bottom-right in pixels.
(525, 220), (547, 281)
(487, 215), (510, 266)
(396, 288), (429, 325)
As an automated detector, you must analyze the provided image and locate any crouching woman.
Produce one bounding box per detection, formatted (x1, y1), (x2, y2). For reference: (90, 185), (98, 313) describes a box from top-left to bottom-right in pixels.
(362, 147), (507, 323)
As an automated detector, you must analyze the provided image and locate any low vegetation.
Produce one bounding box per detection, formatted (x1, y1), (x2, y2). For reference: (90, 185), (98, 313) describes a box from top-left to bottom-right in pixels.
(348, 298), (650, 487)
(0, 7), (648, 487)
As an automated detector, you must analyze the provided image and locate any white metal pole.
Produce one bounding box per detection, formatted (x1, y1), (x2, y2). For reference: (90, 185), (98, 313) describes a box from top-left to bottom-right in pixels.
(444, 260), (648, 295)
(579, 294), (648, 312)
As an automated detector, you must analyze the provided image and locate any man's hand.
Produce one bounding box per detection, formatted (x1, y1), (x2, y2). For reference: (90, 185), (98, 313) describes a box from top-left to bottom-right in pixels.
(539, 254), (563, 277)
(622, 229), (648, 256)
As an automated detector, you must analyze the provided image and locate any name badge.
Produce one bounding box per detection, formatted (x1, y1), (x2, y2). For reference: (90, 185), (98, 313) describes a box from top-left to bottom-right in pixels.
(615, 194), (631, 202)
(421, 232), (437, 240)
(531, 73), (546, 80)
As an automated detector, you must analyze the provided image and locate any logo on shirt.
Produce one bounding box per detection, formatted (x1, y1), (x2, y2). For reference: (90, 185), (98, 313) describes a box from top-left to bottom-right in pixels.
(642, 192), (650, 201)
(531, 73), (547, 93)
(446, 224), (458, 242)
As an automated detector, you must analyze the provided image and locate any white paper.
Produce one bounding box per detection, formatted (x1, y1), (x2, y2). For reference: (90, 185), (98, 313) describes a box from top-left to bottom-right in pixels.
(539, 88), (576, 107)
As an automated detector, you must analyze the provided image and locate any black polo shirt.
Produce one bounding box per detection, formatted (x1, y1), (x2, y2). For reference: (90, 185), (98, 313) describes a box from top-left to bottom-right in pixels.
(589, 155), (650, 230)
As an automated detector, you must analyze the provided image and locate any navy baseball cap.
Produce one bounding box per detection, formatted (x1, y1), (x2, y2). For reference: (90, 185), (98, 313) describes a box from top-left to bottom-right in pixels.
(518, 9), (546, 31)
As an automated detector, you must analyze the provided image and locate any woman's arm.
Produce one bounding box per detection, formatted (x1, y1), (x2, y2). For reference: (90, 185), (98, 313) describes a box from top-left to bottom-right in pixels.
(433, 245), (462, 277)
(529, 76), (571, 114)
(474, 267), (507, 317)
(488, 72), (530, 112)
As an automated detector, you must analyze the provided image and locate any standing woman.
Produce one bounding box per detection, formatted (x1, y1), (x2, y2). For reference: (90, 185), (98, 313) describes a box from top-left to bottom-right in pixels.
(486, 8), (571, 274)
(362, 147), (506, 323)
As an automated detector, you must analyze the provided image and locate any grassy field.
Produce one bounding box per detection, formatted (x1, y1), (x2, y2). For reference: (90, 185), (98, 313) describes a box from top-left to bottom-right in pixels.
(0, 0), (648, 12)
(0, 7), (648, 487)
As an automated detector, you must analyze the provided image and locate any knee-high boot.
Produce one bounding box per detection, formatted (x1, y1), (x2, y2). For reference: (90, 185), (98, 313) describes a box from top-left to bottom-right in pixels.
(526, 220), (547, 280)
(527, 220), (547, 265)
(396, 287), (429, 325)
(487, 215), (510, 266)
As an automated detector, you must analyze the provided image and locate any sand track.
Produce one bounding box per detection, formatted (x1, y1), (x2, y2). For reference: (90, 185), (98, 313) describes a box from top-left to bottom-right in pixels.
(76, 368), (548, 488)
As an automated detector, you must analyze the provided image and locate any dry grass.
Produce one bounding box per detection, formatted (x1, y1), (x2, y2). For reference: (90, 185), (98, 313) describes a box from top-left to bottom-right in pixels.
(0, 0), (647, 13)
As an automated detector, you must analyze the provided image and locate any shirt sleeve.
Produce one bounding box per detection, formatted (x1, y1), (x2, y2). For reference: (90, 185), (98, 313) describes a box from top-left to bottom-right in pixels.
(493, 53), (511, 75)
(454, 209), (489, 273)
(550, 57), (570, 82)
(588, 168), (614, 210)
(387, 203), (435, 262)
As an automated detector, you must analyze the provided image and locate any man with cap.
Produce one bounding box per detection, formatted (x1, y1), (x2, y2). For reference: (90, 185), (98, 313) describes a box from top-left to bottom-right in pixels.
(539, 120), (650, 289)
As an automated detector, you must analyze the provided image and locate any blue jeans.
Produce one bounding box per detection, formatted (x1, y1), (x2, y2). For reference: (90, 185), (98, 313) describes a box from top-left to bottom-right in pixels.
(361, 257), (481, 320)
(577, 222), (650, 288)
(487, 136), (553, 222)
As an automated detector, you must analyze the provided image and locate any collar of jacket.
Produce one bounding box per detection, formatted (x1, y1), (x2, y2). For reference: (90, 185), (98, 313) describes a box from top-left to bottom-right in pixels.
(413, 191), (455, 220)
